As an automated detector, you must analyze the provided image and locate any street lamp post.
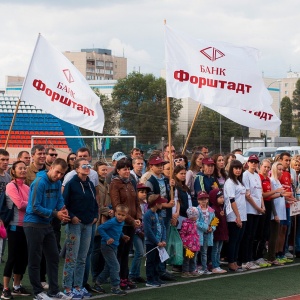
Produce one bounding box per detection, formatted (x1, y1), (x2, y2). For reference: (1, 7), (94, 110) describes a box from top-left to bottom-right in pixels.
(267, 80), (281, 138)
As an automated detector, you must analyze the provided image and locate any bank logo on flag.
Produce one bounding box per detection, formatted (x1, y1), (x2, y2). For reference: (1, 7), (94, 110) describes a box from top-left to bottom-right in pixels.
(20, 34), (104, 133)
(200, 47), (225, 62)
(63, 69), (74, 83)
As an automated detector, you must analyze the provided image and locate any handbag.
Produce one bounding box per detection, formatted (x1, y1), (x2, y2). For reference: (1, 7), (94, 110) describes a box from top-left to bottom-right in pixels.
(166, 225), (183, 265)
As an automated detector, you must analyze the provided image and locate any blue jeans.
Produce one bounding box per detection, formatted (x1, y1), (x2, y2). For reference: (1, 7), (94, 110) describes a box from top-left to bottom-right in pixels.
(211, 240), (223, 269)
(129, 234), (144, 278)
(83, 223), (95, 286)
(91, 235), (105, 282)
(62, 223), (92, 289)
(182, 249), (197, 272)
(97, 244), (120, 288)
(296, 215), (300, 253)
(200, 234), (209, 270)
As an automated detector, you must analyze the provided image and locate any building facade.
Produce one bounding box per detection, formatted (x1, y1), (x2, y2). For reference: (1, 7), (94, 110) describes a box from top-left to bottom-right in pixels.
(63, 48), (127, 81)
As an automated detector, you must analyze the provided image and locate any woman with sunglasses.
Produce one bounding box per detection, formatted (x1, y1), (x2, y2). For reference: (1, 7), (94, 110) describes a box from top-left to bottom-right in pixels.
(186, 152), (204, 199)
(66, 152), (76, 173)
(62, 158), (98, 299)
(223, 160), (247, 272)
(61, 153), (76, 183)
(2, 161), (31, 299)
(173, 154), (188, 170)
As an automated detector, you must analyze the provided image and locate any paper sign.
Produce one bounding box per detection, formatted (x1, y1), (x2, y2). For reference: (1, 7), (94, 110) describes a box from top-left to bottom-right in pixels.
(158, 247), (169, 263)
(290, 201), (300, 216)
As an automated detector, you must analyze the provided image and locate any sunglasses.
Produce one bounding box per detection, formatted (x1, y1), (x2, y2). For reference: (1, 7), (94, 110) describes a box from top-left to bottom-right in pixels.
(49, 153), (58, 157)
(81, 164), (92, 169)
(69, 157), (76, 161)
(233, 166), (242, 170)
(248, 161), (258, 164)
(174, 158), (184, 163)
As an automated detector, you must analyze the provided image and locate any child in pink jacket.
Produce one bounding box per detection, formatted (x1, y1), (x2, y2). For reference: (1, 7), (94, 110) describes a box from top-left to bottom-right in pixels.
(179, 207), (201, 277)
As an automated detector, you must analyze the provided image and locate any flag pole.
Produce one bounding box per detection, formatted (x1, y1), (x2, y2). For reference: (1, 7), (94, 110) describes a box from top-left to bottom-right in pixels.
(182, 103), (201, 155)
(4, 99), (21, 150)
(164, 19), (174, 199)
(167, 96), (174, 200)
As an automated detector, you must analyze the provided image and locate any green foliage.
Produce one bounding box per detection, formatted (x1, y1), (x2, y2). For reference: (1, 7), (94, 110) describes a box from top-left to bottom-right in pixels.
(187, 106), (248, 154)
(280, 96), (293, 137)
(111, 72), (182, 145)
(292, 79), (300, 137)
(80, 93), (119, 137)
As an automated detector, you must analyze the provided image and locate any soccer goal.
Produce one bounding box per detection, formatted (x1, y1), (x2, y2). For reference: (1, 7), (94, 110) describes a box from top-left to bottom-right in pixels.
(30, 135), (136, 165)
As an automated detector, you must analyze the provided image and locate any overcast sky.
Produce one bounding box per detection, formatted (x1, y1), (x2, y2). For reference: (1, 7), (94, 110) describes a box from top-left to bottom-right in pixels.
(0, 0), (299, 88)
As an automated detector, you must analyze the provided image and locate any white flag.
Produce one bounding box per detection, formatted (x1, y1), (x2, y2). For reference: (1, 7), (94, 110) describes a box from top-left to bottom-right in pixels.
(165, 25), (281, 131)
(204, 102), (281, 132)
(21, 34), (104, 133)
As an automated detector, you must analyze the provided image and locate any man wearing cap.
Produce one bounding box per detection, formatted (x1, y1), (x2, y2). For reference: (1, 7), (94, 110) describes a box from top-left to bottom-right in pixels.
(145, 156), (176, 281)
(240, 154), (264, 269)
(106, 152), (127, 184)
(194, 157), (218, 200)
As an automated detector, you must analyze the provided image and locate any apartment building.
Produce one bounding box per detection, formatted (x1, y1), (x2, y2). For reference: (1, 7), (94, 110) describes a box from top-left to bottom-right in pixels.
(63, 48), (127, 81)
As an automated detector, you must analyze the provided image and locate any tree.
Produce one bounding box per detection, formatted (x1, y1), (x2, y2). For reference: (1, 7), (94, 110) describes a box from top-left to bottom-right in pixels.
(292, 79), (300, 137)
(280, 96), (293, 137)
(80, 93), (119, 136)
(187, 106), (249, 154)
(111, 72), (182, 145)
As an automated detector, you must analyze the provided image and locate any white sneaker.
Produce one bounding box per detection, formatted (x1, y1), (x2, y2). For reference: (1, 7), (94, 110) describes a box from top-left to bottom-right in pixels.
(41, 282), (49, 290)
(203, 269), (212, 275)
(242, 262), (260, 270)
(50, 292), (73, 300)
(34, 292), (52, 300)
(284, 252), (294, 259)
(212, 267), (227, 274)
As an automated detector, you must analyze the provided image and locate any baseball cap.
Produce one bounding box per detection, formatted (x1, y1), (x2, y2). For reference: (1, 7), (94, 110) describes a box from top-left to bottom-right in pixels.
(136, 183), (151, 192)
(148, 194), (168, 207)
(148, 156), (166, 165)
(112, 151), (126, 161)
(248, 154), (259, 163)
(197, 191), (209, 199)
(202, 157), (215, 165)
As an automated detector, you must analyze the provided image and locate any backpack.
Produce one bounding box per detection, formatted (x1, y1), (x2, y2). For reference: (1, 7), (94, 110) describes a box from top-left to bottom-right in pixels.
(0, 183), (17, 228)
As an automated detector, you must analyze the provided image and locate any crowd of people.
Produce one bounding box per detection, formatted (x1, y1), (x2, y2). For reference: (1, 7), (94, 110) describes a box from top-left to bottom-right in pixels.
(0, 144), (299, 299)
